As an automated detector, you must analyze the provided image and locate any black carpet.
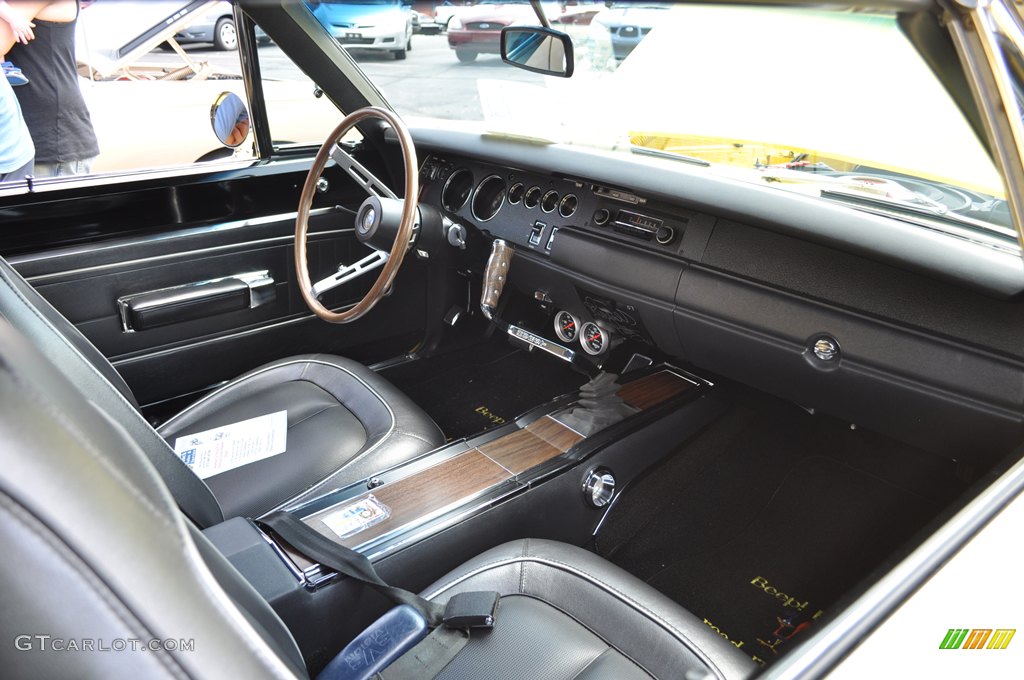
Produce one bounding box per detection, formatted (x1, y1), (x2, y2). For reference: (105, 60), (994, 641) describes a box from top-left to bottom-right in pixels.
(598, 395), (962, 667)
(381, 339), (587, 441)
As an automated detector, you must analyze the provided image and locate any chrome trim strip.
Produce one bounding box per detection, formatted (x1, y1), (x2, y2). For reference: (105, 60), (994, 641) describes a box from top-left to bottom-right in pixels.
(255, 523), (305, 583)
(507, 323), (575, 362)
(13, 204), (342, 266)
(23, 228), (351, 285)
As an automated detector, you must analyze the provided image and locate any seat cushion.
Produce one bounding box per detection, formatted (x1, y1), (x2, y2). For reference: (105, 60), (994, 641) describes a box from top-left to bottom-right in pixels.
(421, 539), (756, 680)
(159, 354), (444, 518)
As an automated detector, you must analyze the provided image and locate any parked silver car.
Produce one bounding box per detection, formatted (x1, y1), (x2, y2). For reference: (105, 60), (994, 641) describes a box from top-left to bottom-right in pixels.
(172, 0), (271, 50)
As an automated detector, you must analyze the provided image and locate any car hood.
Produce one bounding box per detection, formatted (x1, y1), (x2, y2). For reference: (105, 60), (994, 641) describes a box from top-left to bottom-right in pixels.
(75, 1), (225, 79)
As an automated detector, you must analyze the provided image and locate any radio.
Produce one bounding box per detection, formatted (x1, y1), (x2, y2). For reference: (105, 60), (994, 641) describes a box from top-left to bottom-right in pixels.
(602, 208), (680, 245)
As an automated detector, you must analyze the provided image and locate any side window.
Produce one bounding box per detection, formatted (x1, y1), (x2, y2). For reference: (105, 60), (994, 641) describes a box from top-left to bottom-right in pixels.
(254, 27), (349, 151)
(0, 1), (341, 188)
(72, 1), (252, 176)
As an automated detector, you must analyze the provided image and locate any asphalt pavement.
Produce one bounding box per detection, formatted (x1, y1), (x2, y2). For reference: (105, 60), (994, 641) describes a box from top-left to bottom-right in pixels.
(140, 33), (544, 121)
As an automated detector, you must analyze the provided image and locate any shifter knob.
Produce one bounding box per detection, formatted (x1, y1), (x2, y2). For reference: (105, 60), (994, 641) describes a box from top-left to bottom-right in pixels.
(480, 239), (513, 320)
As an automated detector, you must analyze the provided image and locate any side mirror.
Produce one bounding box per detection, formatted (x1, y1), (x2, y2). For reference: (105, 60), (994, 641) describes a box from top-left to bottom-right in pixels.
(210, 92), (251, 148)
(500, 26), (574, 78)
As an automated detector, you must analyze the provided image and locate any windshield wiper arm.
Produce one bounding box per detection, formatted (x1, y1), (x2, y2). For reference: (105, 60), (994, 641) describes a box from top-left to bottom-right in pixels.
(630, 145), (710, 167)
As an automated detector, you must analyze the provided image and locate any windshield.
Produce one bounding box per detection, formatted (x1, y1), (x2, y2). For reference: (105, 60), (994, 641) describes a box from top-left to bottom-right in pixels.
(312, 1), (1011, 235)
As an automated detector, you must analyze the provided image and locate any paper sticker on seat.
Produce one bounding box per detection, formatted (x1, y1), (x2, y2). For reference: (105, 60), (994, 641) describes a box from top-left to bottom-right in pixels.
(173, 410), (287, 479)
(321, 495), (391, 539)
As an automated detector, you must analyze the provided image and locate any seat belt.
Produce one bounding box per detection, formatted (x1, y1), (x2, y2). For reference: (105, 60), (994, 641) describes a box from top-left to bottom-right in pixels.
(261, 511), (448, 624)
(261, 511), (500, 680)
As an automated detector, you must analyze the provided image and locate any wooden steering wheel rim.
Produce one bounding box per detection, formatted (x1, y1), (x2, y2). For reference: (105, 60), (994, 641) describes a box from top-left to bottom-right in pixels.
(295, 106), (418, 323)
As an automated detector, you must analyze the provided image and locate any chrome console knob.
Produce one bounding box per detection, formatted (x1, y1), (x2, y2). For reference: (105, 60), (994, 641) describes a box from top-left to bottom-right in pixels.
(582, 468), (616, 507)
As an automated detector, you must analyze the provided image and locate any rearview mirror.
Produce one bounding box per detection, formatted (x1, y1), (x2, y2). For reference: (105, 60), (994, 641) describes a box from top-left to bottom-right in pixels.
(501, 26), (574, 78)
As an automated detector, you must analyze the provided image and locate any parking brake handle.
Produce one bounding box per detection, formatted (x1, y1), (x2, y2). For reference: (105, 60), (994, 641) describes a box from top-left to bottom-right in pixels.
(480, 239), (513, 320)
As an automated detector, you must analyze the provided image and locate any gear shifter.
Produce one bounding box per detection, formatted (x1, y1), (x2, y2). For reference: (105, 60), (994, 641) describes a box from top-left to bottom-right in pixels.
(480, 239), (513, 320)
(557, 372), (638, 437)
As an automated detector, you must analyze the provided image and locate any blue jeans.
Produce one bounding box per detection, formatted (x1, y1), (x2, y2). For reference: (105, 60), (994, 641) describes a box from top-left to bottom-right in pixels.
(33, 157), (96, 178)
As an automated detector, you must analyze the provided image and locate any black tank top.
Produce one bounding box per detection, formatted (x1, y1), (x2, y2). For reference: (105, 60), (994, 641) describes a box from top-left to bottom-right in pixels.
(9, 9), (99, 164)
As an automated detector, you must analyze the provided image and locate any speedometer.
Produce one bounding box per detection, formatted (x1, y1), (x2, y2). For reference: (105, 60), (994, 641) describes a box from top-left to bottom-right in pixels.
(554, 311), (580, 343)
(580, 322), (609, 355)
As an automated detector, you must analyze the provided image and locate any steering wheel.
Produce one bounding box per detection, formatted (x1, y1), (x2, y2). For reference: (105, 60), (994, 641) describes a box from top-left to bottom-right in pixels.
(296, 106), (418, 323)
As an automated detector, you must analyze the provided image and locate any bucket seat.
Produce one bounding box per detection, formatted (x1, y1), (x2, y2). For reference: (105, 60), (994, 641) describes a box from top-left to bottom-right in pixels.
(0, 256), (443, 525)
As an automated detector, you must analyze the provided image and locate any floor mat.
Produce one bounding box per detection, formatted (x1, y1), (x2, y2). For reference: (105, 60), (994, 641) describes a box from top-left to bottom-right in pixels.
(599, 395), (961, 667)
(381, 340), (587, 441)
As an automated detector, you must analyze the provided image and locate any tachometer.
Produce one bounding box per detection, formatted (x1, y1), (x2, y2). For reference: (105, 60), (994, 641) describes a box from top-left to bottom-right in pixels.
(471, 175), (507, 222)
(554, 311), (580, 343)
(580, 322), (609, 355)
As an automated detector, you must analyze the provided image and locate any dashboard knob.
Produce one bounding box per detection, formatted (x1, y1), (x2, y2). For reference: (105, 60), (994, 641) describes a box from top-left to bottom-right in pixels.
(655, 226), (676, 245)
(593, 208), (610, 226)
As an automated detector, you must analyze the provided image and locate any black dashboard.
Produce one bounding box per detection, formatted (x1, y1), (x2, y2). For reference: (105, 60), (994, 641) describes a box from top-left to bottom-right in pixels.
(416, 148), (1024, 466)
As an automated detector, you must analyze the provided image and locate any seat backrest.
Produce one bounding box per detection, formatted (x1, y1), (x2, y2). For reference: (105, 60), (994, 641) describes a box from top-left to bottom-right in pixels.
(0, 255), (224, 527)
(0, 318), (306, 679)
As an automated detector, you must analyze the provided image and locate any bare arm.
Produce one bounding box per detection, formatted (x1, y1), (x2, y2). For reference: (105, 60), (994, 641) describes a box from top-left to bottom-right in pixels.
(0, 1), (57, 55)
(0, 2), (35, 45)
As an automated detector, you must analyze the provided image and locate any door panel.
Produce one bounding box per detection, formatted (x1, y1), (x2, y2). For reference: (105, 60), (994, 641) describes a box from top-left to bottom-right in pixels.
(2, 160), (429, 410)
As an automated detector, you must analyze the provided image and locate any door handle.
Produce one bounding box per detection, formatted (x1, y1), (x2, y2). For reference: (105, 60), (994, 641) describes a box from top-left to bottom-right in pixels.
(117, 271), (275, 332)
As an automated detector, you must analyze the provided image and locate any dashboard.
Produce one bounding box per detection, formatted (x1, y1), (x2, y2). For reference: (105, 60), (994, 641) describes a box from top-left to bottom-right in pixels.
(415, 149), (1024, 466)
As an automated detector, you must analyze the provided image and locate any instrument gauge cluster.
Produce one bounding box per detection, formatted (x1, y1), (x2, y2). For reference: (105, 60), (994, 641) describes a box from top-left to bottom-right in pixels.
(554, 310), (611, 356)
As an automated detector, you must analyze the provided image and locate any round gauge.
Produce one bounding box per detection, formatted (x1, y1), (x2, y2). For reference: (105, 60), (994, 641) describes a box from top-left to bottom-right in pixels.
(442, 168), (474, 212)
(559, 193), (578, 218)
(541, 190), (559, 213)
(580, 322), (609, 356)
(471, 175), (507, 222)
(553, 311), (581, 343)
(507, 182), (525, 204)
(524, 186), (542, 209)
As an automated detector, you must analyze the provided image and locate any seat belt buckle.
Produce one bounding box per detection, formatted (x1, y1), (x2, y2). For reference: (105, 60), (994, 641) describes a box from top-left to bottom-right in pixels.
(442, 591), (500, 629)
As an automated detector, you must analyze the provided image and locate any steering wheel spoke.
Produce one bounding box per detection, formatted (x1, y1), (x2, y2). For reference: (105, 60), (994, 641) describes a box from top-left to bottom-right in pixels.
(330, 143), (399, 200)
(312, 250), (389, 298)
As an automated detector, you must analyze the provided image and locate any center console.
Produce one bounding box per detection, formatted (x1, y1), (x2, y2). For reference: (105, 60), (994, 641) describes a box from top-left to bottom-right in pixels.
(203, 361), (724, 672)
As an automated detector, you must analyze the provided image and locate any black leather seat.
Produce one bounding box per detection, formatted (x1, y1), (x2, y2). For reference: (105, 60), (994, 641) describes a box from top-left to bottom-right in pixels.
(0, 318), (755, 680)
(0, 256), (443, 524)
(422, 539), (755, 680)
(157, 354), (444, 518)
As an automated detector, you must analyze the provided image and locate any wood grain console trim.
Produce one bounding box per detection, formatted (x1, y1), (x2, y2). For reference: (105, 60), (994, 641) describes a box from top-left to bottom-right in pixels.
(617, 370), (693, 410)
(307, 450), (510, 548)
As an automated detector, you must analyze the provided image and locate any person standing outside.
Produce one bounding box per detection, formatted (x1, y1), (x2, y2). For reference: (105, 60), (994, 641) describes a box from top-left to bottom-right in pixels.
(0, 71), (34, 182)
(3, 0), (98, 177)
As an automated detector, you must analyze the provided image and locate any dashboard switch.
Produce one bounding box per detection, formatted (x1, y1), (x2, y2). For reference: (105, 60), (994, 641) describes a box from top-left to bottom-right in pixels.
(529, 221), (546, 246)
